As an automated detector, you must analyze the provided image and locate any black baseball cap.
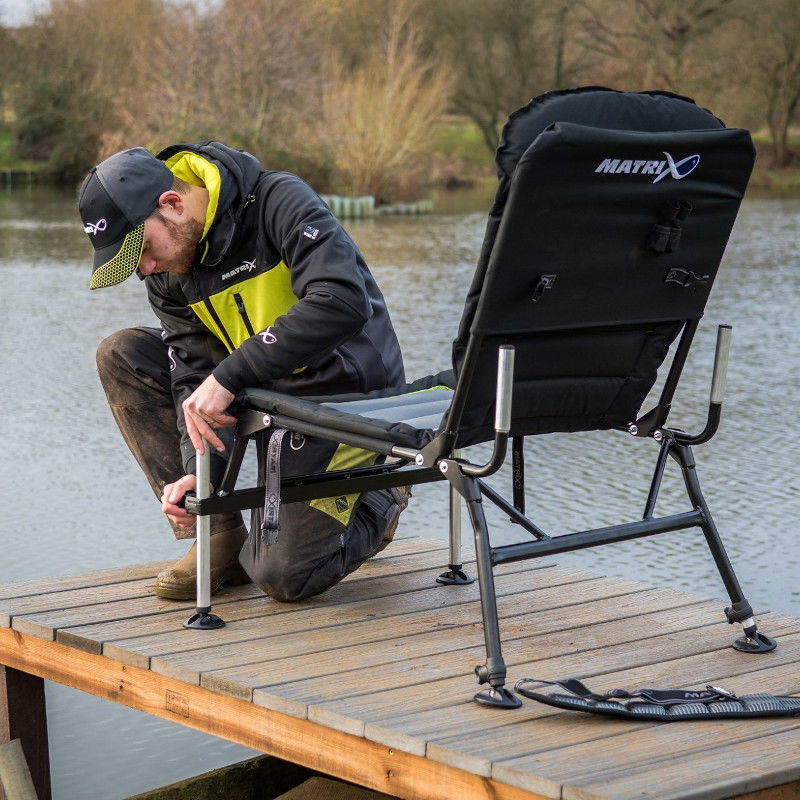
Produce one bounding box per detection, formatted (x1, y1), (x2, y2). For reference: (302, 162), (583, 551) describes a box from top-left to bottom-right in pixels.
(79, 147), (174, 290)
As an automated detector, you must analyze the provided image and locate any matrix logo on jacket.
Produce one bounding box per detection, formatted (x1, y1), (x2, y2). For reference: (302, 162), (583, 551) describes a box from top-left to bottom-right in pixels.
(221, 259), (257, 281)
(594, 152), (701, 183)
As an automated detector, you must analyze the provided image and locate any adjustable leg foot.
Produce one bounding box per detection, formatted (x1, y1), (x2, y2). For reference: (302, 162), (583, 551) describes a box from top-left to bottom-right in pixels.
(474, 685), (522, 709)
(436, 564), (475, 585)
(725, 601), (777, 653)
(183, 610), (226, 630)
(474, 661), (521, 709)
(733, 628), (777, 654)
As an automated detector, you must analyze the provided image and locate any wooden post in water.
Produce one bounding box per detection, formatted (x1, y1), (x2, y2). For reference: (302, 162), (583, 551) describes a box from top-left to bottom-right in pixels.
(0, 740), (39, 800)
(0, 668), (50, 800)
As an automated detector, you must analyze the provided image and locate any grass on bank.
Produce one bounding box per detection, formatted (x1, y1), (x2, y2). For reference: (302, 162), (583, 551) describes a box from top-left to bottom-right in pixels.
(0, 127), (37, 170)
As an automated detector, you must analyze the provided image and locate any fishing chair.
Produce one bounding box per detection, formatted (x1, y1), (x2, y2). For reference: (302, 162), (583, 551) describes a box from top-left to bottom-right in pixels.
(184, 89), (776, 709)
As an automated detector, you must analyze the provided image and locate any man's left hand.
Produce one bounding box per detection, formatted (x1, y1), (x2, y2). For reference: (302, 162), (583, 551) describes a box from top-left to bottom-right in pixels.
(182, 374), (236, 454)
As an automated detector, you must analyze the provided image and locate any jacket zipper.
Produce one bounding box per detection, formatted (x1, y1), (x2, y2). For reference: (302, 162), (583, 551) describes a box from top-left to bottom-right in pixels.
(234, 292), (256, 336)
(202, 298), (235, 351)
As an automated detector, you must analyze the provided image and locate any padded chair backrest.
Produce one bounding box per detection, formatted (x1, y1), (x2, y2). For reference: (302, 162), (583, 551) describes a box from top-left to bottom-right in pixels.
(447, 89), (754, 448)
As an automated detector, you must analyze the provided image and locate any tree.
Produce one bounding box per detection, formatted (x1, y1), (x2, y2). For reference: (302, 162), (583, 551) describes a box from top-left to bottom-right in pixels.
(741, 1), (800, 166)
(575, 0), (742, 95)
(9, 0), (167, 180)
(419, 0), (589, 154)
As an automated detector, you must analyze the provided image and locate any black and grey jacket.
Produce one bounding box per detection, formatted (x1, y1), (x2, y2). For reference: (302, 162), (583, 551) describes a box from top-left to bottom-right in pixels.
(144, 141), (405, 479)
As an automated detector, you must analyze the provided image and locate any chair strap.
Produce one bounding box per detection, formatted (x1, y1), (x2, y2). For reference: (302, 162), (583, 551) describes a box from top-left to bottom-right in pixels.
(514, 678), (800, 721)
(261, 427), (288, 545)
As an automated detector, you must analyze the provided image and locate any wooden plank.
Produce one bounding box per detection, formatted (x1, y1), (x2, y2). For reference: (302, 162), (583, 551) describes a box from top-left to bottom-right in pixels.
(305, 612), (799, 744)
(14, 546), (466, 643)
(0, 627), (541, 800)
(0, 562), (171, 601)
(75, 570), (482, 667)
(488, 630), (800, 797)
(151, 569), (616, 686)
(361, 598), (719, 754)
(3, 578), (162, 617)
(193, 576), (657, 705)
(11, 548), (456, 650)
(0, 667), (50, 800)
(0, 537), (449, 633)
(423, 618), (800, 778)
(0, 740), (39, 800)
(59, 556), (557, 661)
(499, 660), (800, 791)
(93, 555), (543, 666)
(563, 725), (800, 800)
(536, 664), (800, 796)
(253, 591), (718, 732)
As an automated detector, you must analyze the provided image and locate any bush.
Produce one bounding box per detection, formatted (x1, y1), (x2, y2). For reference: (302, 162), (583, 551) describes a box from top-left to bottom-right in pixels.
(13, 80), (108, 183)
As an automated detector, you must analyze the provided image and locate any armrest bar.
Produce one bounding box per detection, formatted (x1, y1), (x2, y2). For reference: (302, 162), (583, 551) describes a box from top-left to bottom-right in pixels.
(710, 324), (732, 404)
(672, 324), (732, 447)
(495, 345), (515, 433)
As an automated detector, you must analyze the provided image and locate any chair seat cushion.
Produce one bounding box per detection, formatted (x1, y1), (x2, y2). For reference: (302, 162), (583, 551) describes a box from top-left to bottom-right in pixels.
(240, 371), (455, 451)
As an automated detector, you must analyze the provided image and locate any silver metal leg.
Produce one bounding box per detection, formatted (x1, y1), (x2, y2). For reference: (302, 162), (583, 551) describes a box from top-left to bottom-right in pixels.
(449, 477), (462, 567)
(196, 441), (212, 611)
(183, 438), (225, 629)
(437, 449), (474, 586)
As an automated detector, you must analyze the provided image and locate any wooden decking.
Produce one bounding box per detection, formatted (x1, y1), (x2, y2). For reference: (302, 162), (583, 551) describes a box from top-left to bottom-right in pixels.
(1, 534), (800, 800)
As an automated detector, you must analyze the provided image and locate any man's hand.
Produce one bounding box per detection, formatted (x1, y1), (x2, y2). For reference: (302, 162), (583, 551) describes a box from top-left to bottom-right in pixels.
(182, 374), (236, 454)
(161, 474), (198, 526)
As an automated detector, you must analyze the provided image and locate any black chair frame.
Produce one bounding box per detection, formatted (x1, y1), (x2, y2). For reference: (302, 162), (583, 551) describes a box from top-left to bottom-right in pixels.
(183, 104), (777, 708)
(186, 315), (775, 709)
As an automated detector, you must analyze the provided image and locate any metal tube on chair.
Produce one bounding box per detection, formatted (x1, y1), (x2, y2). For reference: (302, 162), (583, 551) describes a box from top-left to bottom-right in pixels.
(495, 346), (515, 433)
(436, 453), (474, 586)
(196, 440), (212, 612)
(449, 449), (462, 565)
(183, 438), (225, 629)
(710, 325), (732, 405)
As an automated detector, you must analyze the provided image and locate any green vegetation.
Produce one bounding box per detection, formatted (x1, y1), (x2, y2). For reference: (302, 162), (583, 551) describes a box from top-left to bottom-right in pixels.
(433, 117), (492, 168)
(2, 0), (800, 196)
(0, 128), (37, 170)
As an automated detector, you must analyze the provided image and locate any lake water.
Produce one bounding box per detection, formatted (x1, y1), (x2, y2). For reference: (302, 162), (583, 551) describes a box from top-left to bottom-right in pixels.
(1, 185), (799, 798)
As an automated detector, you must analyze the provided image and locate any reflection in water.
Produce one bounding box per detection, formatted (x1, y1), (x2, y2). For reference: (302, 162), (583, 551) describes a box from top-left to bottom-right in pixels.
(1, 188), (799, 798)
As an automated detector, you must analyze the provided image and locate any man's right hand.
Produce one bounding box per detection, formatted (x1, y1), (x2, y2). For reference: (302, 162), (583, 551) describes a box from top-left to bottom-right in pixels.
(182, 374), (236, 454)
(161, 474), (198, 527)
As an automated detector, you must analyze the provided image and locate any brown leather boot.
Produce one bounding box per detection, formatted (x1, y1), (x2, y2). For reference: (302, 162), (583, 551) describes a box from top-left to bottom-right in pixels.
(155, 523), (251, 600)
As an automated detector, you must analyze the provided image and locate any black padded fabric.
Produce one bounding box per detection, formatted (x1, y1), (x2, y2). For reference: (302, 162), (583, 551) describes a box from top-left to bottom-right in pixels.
(455, 87), (726, 350)
(241, 372), (455, 451)
(447, 89), (754, 448)
(515, 686), (800, 722)
(472, 124), (752, 333)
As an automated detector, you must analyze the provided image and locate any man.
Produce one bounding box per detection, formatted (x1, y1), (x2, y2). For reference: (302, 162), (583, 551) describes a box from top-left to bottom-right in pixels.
(79, 142), (408, 601)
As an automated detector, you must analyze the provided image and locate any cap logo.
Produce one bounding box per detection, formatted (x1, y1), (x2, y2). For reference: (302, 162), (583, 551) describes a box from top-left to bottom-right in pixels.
(83, 218), (108, 236)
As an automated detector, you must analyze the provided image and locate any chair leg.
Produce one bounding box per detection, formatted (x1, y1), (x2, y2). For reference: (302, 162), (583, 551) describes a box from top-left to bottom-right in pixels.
(673, 443), (776, 653)
(437, 458), (475, 586)
(456, 473), (521, 709)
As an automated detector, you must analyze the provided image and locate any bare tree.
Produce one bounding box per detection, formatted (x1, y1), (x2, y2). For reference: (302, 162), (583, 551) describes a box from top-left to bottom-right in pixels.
(576, 0), (742, 94)
(740, 1), (800, 166)
(419, 0), (589, 154)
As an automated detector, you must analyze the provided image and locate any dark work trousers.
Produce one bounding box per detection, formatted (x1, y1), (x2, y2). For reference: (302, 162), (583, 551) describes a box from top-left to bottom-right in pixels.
(96, 327), (398, 601)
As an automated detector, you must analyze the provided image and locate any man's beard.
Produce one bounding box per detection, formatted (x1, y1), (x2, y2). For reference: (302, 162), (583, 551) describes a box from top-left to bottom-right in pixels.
(154, 212), (204, 275)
